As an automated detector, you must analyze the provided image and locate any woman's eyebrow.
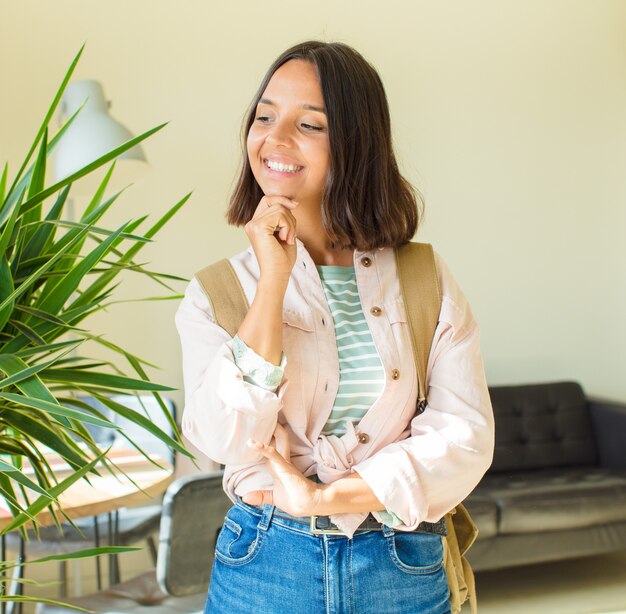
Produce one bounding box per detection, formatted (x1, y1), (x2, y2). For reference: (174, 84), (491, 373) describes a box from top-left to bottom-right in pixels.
(302, 103), (326, 113)
(259, 98), (326, 113)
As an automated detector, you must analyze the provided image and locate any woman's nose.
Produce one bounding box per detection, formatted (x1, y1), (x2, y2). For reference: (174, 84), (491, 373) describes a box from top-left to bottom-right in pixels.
(265, 121), (293, 147)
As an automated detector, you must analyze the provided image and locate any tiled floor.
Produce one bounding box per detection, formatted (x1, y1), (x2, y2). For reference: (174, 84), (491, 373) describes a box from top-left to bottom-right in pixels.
(468, 550), (626, 614)
(6, 545), (154, 614)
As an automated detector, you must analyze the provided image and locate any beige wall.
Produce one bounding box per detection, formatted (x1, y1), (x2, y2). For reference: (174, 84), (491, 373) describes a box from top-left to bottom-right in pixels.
(1, 0), (625, 472)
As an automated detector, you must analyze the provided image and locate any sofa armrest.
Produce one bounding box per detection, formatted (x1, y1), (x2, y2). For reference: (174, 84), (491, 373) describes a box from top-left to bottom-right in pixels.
(588, 397), (626, 470)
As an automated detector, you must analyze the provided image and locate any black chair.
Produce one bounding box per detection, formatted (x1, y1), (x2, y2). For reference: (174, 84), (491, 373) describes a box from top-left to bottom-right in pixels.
(35, 470), (231, 613)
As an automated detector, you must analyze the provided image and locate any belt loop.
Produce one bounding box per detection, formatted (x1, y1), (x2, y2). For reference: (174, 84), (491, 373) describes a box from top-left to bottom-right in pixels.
(258, 504), (275, 532)
(382, 524), (395, 538)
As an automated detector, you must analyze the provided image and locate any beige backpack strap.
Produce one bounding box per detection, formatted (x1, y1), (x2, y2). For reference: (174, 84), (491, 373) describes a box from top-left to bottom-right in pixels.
(455, 503), (479, 614)
(453, 503), (480, 556)
(463, 557), (478, 614)
(444, 510), (467, 614)
(194, 259), (249, 337)
(395, 242), (441, 410)
(396, 244), (479, 613)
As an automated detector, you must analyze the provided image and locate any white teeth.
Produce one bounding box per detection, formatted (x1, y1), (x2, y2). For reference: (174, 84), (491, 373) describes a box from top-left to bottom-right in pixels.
(266, 160), (300, 173)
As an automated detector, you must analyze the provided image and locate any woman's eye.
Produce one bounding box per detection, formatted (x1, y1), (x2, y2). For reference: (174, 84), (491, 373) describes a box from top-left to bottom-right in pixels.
(255, 115), (271, 123)
(301, 123), (324, 132)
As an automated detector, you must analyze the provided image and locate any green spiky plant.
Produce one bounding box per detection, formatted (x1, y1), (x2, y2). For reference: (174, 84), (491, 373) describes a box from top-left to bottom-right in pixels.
(0, 45), (193, 608)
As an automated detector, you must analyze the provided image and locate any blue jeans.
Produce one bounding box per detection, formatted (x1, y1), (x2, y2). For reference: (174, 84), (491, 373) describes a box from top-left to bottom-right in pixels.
(205, 499), (451, 614)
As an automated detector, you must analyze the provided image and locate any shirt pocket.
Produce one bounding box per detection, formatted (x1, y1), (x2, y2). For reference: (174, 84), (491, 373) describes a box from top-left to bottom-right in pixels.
(281, 310), (316, 429)
(383, 298), (410, 364)
(384, 298), (408, 325)
(382, 298), (420, 426)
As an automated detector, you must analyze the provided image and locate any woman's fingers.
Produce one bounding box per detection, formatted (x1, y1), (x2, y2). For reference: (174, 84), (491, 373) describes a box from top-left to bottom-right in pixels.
(242, 489), (274, 506)
(260, 195), (299, 211)
(247, 438), (285, 466)
(244, 436), (320, 516)
(272, 423), (291, 460)
(244, 194), (299, 279)
(272, 215), (294, 245)
(248, 197), (298, 245)
(252, 195), (298, 221)
(247, 440), (290, 494)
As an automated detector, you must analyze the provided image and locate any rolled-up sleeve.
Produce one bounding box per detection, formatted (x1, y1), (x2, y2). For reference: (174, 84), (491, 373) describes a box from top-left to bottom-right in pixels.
(352, 254), (495, 531)
(232, 335), (286, 392)
(175, 277), (286, 466)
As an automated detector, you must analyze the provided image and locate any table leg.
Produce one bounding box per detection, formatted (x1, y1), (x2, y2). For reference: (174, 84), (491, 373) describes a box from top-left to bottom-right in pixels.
(17, 535), (24, 614)
(59, 561), (67, 597)
(107, 512), (114, 586)
(112, 510), (120, 585)
(93, 515), (102, 590)
(106, 510), (121, 586)
(1, 534), (5, 614)
(6, 535), (24, 614)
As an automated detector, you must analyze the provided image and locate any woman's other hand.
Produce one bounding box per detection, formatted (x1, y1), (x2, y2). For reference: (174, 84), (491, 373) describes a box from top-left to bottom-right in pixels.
(245, 195), (299, 284)
(242, 424), (387, 518)
(242, 423), (322, 517)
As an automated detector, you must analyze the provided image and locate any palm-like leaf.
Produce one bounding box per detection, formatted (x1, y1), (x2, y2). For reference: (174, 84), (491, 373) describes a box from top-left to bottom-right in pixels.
(0, 46), (192, 605)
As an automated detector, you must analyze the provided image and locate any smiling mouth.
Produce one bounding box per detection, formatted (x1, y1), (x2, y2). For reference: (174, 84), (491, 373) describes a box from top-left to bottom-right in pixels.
(264, 159), (304, 174)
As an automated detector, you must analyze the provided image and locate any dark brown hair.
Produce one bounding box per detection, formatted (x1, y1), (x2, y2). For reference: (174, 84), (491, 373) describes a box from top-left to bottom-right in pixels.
(227, 41), (423, 251)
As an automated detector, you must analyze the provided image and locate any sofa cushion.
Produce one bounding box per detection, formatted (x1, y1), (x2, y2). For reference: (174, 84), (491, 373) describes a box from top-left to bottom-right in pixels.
(474, 467), (626, 534)
(489, 382), (597, 472)
(466, 521), (626, 572)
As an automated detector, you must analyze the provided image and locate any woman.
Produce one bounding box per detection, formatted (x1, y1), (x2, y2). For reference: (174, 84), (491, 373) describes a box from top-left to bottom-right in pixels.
(176, 41), (494, 614)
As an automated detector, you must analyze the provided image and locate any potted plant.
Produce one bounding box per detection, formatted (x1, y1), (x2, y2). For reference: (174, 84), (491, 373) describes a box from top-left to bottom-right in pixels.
(0, 45), (192, 609)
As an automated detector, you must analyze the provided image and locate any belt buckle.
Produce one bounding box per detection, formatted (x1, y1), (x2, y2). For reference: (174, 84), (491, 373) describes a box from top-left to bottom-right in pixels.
(310, 515), (344, 535)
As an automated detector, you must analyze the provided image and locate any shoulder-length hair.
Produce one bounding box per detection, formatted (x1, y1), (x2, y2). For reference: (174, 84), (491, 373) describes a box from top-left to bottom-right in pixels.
(227, 41), (423, 251)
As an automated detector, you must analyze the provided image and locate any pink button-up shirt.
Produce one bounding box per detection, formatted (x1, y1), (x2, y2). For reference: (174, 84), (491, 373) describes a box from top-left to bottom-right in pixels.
(176, 239), (495, 538)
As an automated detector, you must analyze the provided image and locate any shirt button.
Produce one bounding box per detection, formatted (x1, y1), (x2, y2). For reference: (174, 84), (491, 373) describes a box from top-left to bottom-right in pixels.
(392, 369), (400, 380)
(361, 256), (372, 267)
(357, 432), (370, 444)
(370, 306), (382, 316)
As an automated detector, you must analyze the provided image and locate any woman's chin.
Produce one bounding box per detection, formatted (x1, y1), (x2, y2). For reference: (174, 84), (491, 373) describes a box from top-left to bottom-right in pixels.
(262, 188), (299, 200)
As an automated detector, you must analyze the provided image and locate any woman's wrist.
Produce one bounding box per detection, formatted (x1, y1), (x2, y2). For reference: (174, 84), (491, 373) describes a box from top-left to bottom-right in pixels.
(257, 274), (290, 295)
(311, 475), (385, 516)
(311, 483), (331, 516)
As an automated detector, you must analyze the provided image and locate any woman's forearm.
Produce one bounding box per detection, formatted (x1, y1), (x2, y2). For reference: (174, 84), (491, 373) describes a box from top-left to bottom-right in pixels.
(313, 472), (386, 516)
(236, 278), (287, 366)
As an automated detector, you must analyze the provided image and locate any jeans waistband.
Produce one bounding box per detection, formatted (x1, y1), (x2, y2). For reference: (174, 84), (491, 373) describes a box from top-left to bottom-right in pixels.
(304, 473), (447, 535)
(234, 495), (447, 537)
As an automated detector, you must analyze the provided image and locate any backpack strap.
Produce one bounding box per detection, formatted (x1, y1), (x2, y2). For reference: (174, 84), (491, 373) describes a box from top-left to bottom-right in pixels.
(194, 259), (249, 337)
(394, 242), (441, 411)
(396, 243), (478, 614)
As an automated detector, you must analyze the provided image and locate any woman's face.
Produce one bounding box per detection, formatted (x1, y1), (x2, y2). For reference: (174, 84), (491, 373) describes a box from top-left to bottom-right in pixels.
(247, 59), (330, 206)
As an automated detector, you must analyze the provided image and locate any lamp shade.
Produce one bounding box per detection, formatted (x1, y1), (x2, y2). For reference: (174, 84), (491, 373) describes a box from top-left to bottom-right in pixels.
(54, 80), (146, 182)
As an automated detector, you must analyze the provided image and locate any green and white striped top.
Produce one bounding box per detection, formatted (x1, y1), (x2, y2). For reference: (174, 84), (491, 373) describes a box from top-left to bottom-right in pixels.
(317, 265), (385, 436)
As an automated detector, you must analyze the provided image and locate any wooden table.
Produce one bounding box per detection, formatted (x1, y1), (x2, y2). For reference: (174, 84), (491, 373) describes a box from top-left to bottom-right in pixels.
(0, 448), (174, 531)
(0, 448), (174, 612)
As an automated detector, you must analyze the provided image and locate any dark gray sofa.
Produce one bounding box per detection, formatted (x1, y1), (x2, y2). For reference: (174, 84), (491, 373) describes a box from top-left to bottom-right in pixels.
(464, 381), (626, 571)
